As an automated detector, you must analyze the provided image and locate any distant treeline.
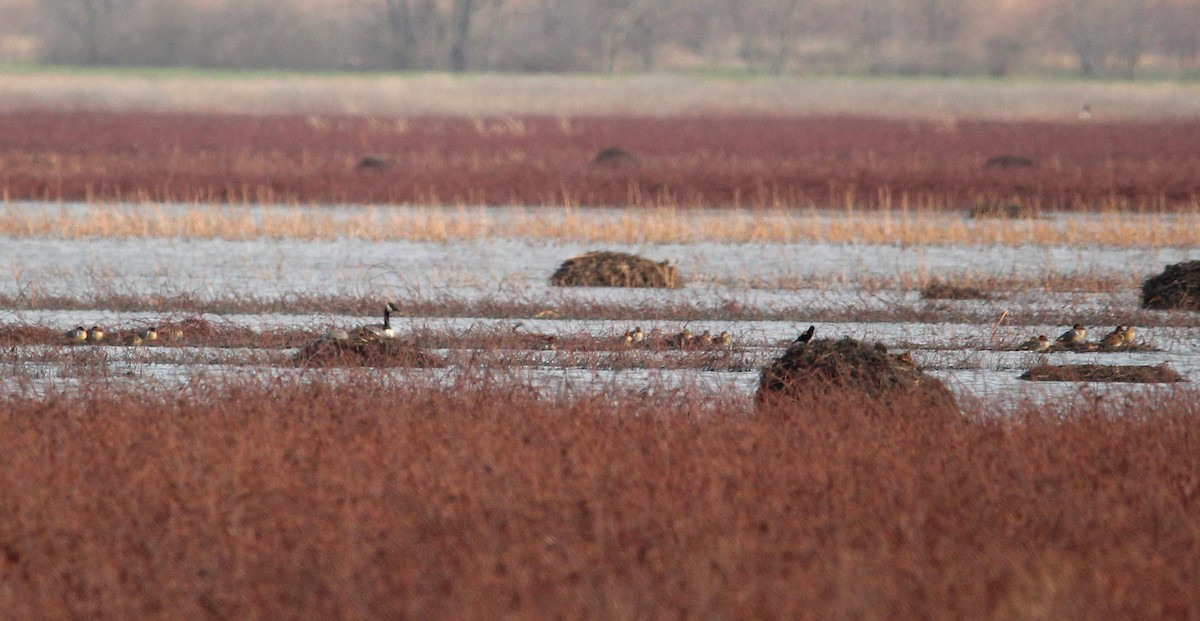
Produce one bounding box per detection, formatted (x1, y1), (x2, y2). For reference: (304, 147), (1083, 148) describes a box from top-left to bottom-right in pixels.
(4, 0), (1199, 77)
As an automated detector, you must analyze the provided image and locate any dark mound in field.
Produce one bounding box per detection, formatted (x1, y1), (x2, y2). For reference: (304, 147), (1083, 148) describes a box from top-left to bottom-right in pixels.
(967, 201), (1038, 219)
(756, 337), (959, 418)
(1142, 261), (1200, 311)
(984, 155), (1037, 169)
(293, 337), (444, 368)
(1020, 363), (1184, 383)
(551, 251), (682, 288)
(591, 146), (639, 165)
(356, 155), (389, 171)
(921, 279), (991, 300)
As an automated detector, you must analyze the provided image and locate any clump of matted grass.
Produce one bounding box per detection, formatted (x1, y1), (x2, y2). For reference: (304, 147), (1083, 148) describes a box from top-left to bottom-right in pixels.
(920, 278), (993, 300)
(293, 336), (444, 367)
(550, 250), (683, 288)
(1020, 363), (1185, 383)
(756, 336), (959, 418)
(966, 201), (1039, 219)
(1142, 260), (1200, 311)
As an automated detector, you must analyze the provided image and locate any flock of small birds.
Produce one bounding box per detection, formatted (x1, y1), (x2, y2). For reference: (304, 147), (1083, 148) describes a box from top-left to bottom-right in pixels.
(58, 299), (1138, 360)
(619, 326), (734, 349)
(1018, 324), (1138, 353)
(63, 325), (178, 346)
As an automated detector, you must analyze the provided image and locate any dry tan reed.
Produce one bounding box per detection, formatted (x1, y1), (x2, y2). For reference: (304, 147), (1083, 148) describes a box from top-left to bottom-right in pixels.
(3, 202), (1198, 247)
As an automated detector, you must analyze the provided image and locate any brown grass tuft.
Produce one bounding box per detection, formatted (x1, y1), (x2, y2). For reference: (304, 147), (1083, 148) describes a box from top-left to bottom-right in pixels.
(921, 279), (993, 300)
(293, 336), (445, 367)
(1019, 363), (1185, 383)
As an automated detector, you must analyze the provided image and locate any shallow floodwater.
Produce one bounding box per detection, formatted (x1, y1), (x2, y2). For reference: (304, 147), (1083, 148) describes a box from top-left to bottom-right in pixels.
(3, 202), (1198, 403)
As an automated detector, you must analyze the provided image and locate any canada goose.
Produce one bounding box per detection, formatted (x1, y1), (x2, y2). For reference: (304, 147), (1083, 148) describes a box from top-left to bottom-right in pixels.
(359, 302), (399, 339)
(1122, 326), (1136, 345)
(87, 325), (104, 343)
(713, 331), (732, 347)
(65, 326), (87, 344)
(1100, 326), (1126, 350)
(138, 326), (158, 342)
(793, 325), (816, 344)
(1019, 335), (1050, 352)
(1056, 324), (1086, 344)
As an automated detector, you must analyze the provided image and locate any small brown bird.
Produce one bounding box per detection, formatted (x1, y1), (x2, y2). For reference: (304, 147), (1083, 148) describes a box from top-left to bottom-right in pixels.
(713, 331), (732, 347)
(1019, 335), (1050, 352)
(696, 330), (713, 346)
(794, 325), (816, 344)
(86, 325), (104, 343)
(1056, 323), (1086, 344)
(631, 326), (644, 343)
(667, 328), (693, 348)
(1122, 326), (1136, 345)
(1100, 326), (1125, 350)
(138, 326), (158, 342)
(65, 326), (87, 344)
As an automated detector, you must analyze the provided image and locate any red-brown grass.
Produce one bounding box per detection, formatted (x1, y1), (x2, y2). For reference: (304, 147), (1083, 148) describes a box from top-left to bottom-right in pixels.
(2, 111), (1199, 209)
(0, 377), (1198, 619)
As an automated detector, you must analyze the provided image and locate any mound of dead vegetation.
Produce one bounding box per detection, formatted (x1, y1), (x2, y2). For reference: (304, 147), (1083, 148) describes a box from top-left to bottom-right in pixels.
(293, 337), (444, 368)
(591, 146), (639, 165)
(756, 337), (959, 418)
(1142, 261), (1200, 311)
(983, 154), (1037, 170)
(1020, 363), (1184, 383)
(550, 251), (682, 289)
(967, 201), (1038, 219)
(920, 279), (992, 300)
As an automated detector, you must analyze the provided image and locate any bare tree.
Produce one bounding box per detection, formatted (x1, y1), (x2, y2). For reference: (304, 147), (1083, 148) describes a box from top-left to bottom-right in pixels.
(1053, 0), (1161, 77)
(1053, 0), (1105, 75)
(1157, 0), (1200, 68)
(732, 0), (810, 75)
(852, 0), (898, 72)
(596, 0), (658, 72)
(37, 0), (120, 64)
(904, 0), (969, 74)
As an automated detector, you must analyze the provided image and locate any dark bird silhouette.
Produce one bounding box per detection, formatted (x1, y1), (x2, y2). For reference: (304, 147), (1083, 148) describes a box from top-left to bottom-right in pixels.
(793, 325), (815, 344)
